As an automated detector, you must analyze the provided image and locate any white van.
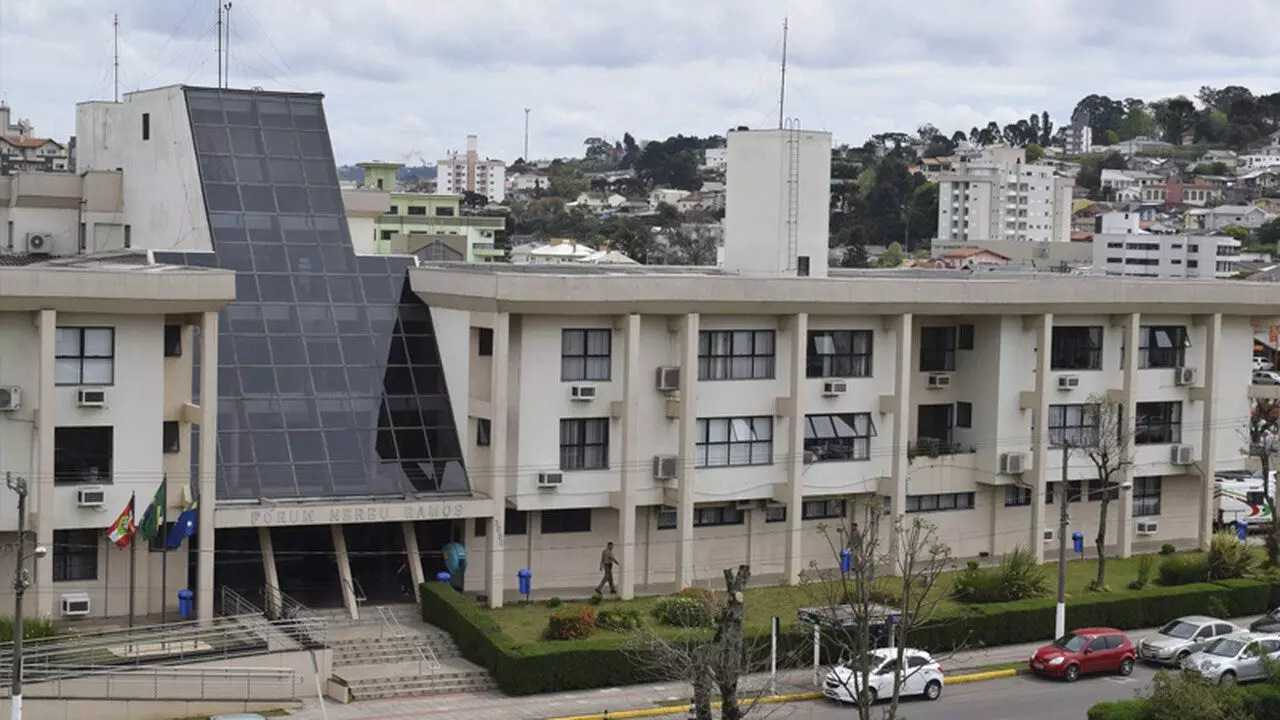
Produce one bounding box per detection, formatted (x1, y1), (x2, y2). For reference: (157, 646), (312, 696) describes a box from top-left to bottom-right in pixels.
(1215, 471), (1276, 530)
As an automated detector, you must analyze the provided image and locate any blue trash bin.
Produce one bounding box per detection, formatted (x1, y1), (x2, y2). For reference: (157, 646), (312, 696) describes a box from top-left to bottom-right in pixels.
(839, 548), (852, 573)
(177, 589), (194, 618)
(517, 569), (532, 596)
(1072, 531), (1084, 554)
(1236, 520), (1249, 540)
(436, 571), (452, 583)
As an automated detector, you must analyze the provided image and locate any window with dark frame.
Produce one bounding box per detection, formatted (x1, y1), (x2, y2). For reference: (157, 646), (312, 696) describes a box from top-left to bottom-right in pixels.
(919, 326), (957, 372)
(698, 330), (775, 380)
(657, 507), (677, 530)
(905, 492), (975, 513)
(561, 329), (612, 381)
(53, 426), (114, 484)
(435, 206), (456, 217)
(504, 508), (528, 535)
(476, 418), (491, 446)
(803, 413), (875, 462)
(163, 324), (183, 357)
(477, 328), (494, 356)
(142, 113), (151, 141)
(957, 324), (975, 350)
(54, 327), (115, 385)
(1045, 481), (1084, 505)
(1135, 402), (1182, 445)
(407, 206), (427, 215)
(801, 499), (846, 520)
(1004, 485), (1032, 506)
(559, 417), (609, 470)
(1048, 403), (1100, 448)
(1051, 326), (1103, 370)
(694, 506), (745, 527)
(162, 421), (180, 454)
(1133, 476), (1162, 516)
(1087, 479), (1120, 502)
(1138, 326), (1189, 369)
(541, 508), (592, 533)
(52, 529), (99, 582)
(695, 416), (773, 467)
(806, 330), (873, 378)
(955, 401), (973, 429)
(764, 505), (787, 523)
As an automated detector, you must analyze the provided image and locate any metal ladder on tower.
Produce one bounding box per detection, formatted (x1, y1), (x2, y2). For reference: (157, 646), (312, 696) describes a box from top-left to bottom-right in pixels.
(784, 118), (802, 271)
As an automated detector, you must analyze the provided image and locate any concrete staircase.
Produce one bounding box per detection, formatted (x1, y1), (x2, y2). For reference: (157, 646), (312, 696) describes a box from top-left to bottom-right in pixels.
(327, 603), (497, 701)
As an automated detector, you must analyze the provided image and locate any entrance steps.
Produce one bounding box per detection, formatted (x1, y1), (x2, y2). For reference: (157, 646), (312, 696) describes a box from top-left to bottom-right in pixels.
(336, 658), (497, 700)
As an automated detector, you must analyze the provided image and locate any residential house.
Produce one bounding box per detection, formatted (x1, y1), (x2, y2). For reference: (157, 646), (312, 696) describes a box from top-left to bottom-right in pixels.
(1140, 180), (1222, 207)
(568, 191), (627, 211)
(1093, 211), (1241, 278)
(702, 147), (727, 171)
(650, 187), (691, 209)
(0, 103), (70, 173)
(1185, 204), (1273, 232)
(1201, 149), (1238, 169)
(1101, 168), (1162, 191)
(935, 247), (1011, 269)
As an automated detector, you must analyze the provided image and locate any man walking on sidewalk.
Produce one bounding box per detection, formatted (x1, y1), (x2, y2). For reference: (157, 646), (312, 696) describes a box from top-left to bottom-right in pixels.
(595, 541), (618, 595)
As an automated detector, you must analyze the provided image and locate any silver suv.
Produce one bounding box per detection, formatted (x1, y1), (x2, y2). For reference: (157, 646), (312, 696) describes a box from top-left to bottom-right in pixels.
(1184, 632), (1280, 685)
(1136, 616), (1241, 667)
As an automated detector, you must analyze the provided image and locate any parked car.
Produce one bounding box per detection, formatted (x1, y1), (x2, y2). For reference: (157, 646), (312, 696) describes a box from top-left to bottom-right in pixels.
(823, 648), (945, 705)
(1137, 616), (1242, 667)
(1250, 609), (1280, 634)
(1255, 357), (1275, 371)
(1253, 370), (1280, 385)
(1184, 632), (1280, 685)
(1029, 628), (1135, 682)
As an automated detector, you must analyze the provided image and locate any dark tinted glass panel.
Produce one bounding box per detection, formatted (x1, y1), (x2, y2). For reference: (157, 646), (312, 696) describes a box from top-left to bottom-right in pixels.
(178, 87), (468, 500)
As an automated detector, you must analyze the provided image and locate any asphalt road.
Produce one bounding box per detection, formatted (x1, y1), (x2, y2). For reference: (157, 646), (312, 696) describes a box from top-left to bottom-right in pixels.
(776, 665), (1160, 720)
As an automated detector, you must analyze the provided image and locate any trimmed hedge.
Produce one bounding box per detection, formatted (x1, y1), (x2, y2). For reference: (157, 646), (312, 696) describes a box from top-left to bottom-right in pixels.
(1086, 698), (1148, 720)
(422, 578), (1280, 695)
(1089, 682), (1280, 720)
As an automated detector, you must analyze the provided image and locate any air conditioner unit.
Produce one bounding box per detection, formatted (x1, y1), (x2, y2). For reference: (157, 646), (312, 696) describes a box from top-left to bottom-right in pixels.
(822, 380), (848, 396)
(0, 386), (20, 411)
(536, 472), (563, 489)
(60, 593), (91, 617)
(1000, 452), (1028, 475)
(733, 500), (760, 511)
(1174, 367), (1198, 386)
(652, 455), (678, 481)
(569, 385), (597, 401)
(26, 232), (52, 254)
(1170, 445), (1195, 465)
(1043, 528), (1056, 543)
(1057, 375), (1080, 391)
(76, 486), (106, 508)
(1136, 520), (1159, 535)
(76, 387), (107, 408)
(655, 366), (681, 392)
(926, 374), (952, 389)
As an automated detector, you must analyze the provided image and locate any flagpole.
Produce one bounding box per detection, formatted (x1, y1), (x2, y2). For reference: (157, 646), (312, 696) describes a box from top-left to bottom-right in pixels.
(128, 492), (137, 628)
(161, 530), (169, 626)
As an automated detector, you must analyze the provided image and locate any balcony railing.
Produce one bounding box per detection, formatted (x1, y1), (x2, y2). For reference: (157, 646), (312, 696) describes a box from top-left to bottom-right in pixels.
(907, 439), (975, 461)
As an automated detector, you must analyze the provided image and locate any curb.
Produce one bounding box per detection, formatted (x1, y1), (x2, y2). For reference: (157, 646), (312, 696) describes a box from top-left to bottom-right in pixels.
(545, 668), (1019, 720)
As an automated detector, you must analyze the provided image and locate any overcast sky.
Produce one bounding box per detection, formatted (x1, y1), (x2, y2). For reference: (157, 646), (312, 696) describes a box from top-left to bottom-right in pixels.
(3, 0), (1280, 166)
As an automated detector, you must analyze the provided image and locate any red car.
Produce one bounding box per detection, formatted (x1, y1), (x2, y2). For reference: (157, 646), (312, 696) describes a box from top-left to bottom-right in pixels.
(1029, 627), (1136, 682)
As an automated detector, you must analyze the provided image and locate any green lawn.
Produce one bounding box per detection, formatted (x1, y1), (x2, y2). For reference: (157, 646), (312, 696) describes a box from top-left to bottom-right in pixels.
(486, 553), (1176, 644)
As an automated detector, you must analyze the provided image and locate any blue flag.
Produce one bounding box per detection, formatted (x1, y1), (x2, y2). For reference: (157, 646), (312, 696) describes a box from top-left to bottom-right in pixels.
(166, 500), (198, 549)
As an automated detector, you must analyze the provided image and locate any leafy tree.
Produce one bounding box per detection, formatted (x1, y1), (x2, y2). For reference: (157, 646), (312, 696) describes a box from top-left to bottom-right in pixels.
(1193, 161), (1231, 176)
(1145, 669), (1248, 720)
(1072, 94), (1126, 139)
(1222, 225), (1250, 241)
(1075, 151), (1128, 192)
(1025, 143), (1045, 163)
(1118, 99), (1158, 140)
(1103, 129), (1120, 145)
(905, 182), (938, 243)
(600, 215), (656, 264)
(1258, 217), (1280, 247)
(1040, 110), (1054, 146)
(950, 130), (968, 146)
(878, 241), (905, 268)
(546, 160), (588, 200)
(842, 242), (870, 268)
(1150, 96), (1199, 143)
(1244, 399), (1280, 566)
(460, 191), (488, 208)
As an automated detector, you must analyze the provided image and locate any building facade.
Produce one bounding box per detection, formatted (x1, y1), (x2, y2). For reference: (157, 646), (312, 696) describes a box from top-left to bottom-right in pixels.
(1064, 122), (1092, 156)
(1092, 211), (1241, 279)
(936, 147), (1075, 245)
(437, 135), (507, 203)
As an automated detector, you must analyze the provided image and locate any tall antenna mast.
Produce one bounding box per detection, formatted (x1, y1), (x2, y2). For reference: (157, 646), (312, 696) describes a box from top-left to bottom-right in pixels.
(223, 3), (233, 88)
(216, 2), (223, 88)
(113, 13), (120, 102)
(523, 108), (531, 161)
(778, 17), (788, 130)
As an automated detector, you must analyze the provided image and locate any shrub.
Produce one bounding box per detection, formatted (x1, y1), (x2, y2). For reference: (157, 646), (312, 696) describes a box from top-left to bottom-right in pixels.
(596, 608), (642, 632)
(588, 593), (604, 606)
(547, 596), (563, 608)
(953, 545), (1047, 603)
(546, 605), (596, 641)
(652, 595), (714, 627)
(1208, 532), (1256, 580)
(0, 616), (59, 643)
(1160, 543), (1177, 555)
(1128, 555), (1155, 590)
(1159, 554), (1210, 586)
(678, 586), (715, 604)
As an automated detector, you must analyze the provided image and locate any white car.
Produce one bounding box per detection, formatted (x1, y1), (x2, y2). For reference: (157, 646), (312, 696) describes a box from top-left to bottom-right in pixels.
(822, 648), (944, 705)
(1255, 370), (1280, 385)
(1255, 357), (1275, 372)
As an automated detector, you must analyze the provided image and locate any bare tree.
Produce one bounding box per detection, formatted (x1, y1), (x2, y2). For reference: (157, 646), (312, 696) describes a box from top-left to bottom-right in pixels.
(1069, 395), (1135, 590)
(664, 223), (720, 266)
(1245, 398), (1280, 565)
(798, 502), (954, 720)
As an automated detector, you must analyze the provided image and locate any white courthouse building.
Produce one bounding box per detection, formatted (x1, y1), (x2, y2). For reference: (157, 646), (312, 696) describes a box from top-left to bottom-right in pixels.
(0, 89), (1273, 622)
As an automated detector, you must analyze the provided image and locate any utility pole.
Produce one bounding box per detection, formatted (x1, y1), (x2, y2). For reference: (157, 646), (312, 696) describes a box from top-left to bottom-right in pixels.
(523, 108), (531, 161)
(112, 14), (120, 103)
(8, 472), (46, 720)
(216, 1), (223, 89)
(777, 18), (788, 130)
(1055, 443), (1070, 639)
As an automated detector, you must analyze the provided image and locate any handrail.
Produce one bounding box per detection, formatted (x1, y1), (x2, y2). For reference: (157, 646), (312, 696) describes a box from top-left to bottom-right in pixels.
(374, 605), (440, 672)
(0, 664), (301, 701)
(221, 586), (263, 617)
(347, 576), (368, 603)
(261, 583), (328, 648)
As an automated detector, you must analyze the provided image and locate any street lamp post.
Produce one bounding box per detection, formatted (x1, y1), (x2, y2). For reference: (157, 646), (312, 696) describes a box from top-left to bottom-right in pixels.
(7, 472), (48, 720)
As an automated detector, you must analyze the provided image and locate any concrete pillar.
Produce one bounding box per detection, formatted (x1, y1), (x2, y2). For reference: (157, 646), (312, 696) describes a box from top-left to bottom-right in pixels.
(617, 313), (642, 599)
(258, 527), (281, 617)
(1197, 313), (1222, 550)
(331, 525), (358, 620)
(1030, 313), (1053, 563)
(676, 313), (700, 588)
(783, 313), (808, 584)
(485, 312), (510, 608)
(33, 309), (56, 617)
(1118, 313), (1140, 558)
(402, 521), (425, 602)
(888, 313), (914, 557)
(197, 311), (219, 623)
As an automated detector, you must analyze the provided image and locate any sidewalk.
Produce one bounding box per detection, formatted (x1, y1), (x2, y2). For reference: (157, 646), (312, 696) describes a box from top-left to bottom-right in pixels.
(284, 614), (1263, 720)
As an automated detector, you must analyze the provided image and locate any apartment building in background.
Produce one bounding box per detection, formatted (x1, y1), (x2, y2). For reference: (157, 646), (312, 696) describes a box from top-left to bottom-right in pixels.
(437, 134), (507, 203)
(0, 102), (71, 174)
(935, 147), (1075, 245)
(1063, 121), (1092, 156)
(1091, 211), (1241, 279)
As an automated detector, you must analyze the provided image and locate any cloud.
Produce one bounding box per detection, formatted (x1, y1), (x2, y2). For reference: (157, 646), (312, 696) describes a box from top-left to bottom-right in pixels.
(1, 0), (1279, 164)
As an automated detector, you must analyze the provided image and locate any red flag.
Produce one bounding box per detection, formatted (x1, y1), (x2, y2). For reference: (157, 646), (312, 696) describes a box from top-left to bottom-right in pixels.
(106, 495), (135, 548)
